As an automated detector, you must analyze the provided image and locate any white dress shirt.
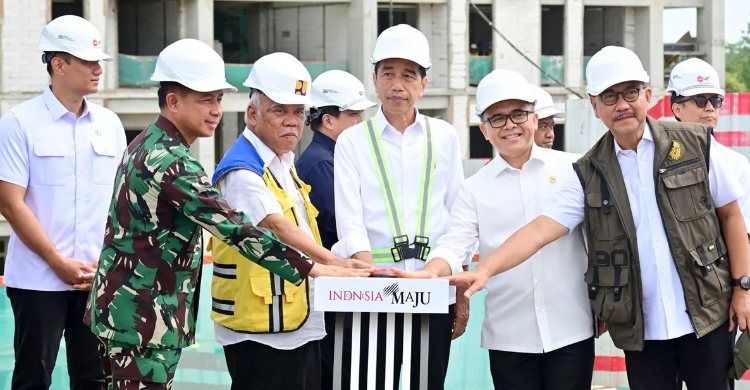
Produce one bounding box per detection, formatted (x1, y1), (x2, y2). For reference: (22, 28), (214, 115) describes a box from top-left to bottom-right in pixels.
(428, 145), (593, 353)
(715, 143), (750, 232)
(0, 86), (126, 291)
(333, 106), (467, 304)
(544, 124), (741, 340)
(214, 128), (326, 350)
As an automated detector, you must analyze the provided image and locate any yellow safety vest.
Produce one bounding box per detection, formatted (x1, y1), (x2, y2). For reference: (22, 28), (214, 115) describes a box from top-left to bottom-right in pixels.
(208, 166), (321, 333)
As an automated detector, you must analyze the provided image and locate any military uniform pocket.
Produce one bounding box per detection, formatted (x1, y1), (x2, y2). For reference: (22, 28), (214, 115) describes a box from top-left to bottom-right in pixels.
(689, 236), (732, 306)
(661, 167), (711, 222)
(585, 266), (633, 325)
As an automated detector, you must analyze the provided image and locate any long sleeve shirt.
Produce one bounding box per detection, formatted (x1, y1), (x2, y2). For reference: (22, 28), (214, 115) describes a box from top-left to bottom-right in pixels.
(85, 116), (312, 350)
(296, 131), (337, 250)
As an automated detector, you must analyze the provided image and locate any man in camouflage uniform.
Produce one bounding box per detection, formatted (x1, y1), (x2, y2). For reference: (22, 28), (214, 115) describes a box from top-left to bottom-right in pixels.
(85, 39), (363, 390)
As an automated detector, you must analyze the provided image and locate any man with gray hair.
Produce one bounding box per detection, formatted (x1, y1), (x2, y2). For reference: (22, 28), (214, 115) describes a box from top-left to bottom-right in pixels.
(209, 52), (372, 390)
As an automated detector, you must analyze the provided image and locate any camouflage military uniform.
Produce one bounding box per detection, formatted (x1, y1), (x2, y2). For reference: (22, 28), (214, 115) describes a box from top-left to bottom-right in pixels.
(85, 116), (313, 389)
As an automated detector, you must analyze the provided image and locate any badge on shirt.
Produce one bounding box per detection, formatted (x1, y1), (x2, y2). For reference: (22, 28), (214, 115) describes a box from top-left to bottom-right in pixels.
(549, 176), (557, 184)
(95, 128), (102, 136)
(669, 140), (684, 161)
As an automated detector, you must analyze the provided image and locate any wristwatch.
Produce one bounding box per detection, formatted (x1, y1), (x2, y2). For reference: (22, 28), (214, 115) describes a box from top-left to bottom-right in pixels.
(733, 275), (750, 290)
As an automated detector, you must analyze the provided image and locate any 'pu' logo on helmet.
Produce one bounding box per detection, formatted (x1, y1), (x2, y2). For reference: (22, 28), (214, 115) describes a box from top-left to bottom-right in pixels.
(92, 39), (102, 47)
(295, 80), (308, 96)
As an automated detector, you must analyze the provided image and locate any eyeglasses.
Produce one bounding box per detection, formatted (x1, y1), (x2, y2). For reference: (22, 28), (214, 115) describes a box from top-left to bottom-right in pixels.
(599, 88), (642, 106)
(483, 111), (530, 129)
(678, 96), (724, 109)
(537, 123), (554, 132)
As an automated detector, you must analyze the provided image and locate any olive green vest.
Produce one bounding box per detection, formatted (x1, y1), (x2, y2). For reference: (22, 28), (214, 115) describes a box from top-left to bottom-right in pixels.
(574, 116), (731, 351)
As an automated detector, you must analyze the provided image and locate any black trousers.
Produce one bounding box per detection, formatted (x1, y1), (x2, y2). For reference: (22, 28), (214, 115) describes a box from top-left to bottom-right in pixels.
(6, 287), (105, 390)
(322, 305), (454, 390)
(488, 337), (595, 390)
(223, 338), (321, 390)
(624, 323), (735, 390)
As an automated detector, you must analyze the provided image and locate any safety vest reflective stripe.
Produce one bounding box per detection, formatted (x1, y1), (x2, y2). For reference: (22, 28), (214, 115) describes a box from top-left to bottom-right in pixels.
(364, 117), (434, 263)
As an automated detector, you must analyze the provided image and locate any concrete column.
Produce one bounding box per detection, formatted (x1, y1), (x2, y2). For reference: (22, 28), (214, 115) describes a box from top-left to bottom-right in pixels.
(180, 0), (213, 44)
(634, 3), (664, 93)
(492, 0), (541, 85)
(697, 0), (725, 86)
(563, 0), (584, 96)
(451, 95), (470, 159)
(84, 0), (118, 91)
(347, 0), (378, 114)
(623, 7), (636, 51)
(180, 0), (215, 175)
(448, 0), (468, 90)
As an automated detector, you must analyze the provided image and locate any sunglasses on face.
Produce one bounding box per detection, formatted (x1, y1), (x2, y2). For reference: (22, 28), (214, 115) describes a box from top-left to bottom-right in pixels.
(678, 96), (724, 109)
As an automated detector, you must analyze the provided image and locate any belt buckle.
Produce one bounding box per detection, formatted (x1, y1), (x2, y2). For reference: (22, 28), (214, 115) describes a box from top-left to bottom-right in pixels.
(413, 235), (431, 261)
(391, 235), (410, 262)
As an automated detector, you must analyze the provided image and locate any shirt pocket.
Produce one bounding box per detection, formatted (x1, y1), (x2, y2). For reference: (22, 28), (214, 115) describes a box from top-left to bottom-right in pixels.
(31, 141), (73, 186)
(91, 137), (119, 186)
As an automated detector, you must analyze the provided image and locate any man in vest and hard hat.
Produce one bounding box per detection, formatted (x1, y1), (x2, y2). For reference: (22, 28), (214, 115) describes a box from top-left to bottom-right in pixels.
(0, 15), (126, 390)
(396, 69), (596, 390)
(531, 85), (564, 149)
(430, 46), (750, 390)
(295, 69), (377, 390)
(668, 58), (750, 238)
(332, 24), (469, 390)
(210, 53), (372, 390)
(85, 40), (359, 390)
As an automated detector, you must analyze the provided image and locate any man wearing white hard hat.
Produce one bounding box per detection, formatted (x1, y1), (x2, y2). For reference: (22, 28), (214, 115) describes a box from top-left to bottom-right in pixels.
(531, 85), (565, 149)
(210, 54), (372, 390)
(295, 69), (377, 390)
(668, 58), (750, 239)
(397, 69), (596, 390)
(447, 45), (750, 390)
(85, 40), (353, 390)
(0, 15), (125, 389)
(333, 24), (468, 389)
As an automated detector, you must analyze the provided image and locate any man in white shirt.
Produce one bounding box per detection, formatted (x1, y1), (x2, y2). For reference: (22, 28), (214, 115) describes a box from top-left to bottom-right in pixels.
(333, 24), (468, 390)
(0, 16), (126, 390)
(531, 85), (564, 149)
(396, 69), (595, 389)
(667, 58), (750, 236)
(210, 53), (371, 390)
(447, 46), (750, 390)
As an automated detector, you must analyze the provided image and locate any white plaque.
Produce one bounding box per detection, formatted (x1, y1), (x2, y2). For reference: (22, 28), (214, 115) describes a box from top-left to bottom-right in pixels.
(314, 277), (449, 314)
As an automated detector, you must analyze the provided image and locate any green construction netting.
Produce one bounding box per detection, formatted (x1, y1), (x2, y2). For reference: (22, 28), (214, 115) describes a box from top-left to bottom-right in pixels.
(118, 54), (348, 91)
(469, 56), (492, 86)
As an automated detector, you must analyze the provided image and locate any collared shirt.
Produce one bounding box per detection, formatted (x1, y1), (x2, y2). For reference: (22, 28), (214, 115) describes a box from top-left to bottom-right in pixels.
(427, 145), (593, 353)
(214, 128), (325, 350)
(716, 143), (750, 233)
(85, 116), (312, 350)
(296, 131), (337, 250)
(333, 106), (466, 304)
(544, 124), (741, 340)
(0, 86), (126, 291)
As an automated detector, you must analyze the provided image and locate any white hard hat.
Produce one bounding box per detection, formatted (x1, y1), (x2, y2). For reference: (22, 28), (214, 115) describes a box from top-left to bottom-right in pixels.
(586, 46), (649, 96)
(371, 24), (432, 69)
(37, 15), (112, 62)
(531, 85), (564, 119)
(244, 52), (312, 106)
(475, 69), (535, 117)
(151, 39), (236, 92)
(310, 70), (377, 111)
(666, 58), (725, 97)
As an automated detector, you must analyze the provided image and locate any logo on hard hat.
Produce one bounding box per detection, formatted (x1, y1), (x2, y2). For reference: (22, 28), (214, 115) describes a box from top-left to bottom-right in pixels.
(697, 76), (710, 83)
(322, 89), (339, 94)
(92, 39), (102, 47)
(58, 35), (74, 42)
(359, 91), (364, 96)
(295, 80), (308, 96)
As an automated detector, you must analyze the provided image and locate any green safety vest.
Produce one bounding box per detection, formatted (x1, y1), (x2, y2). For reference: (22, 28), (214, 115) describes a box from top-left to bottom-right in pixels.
(364, 117), (435, 263)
